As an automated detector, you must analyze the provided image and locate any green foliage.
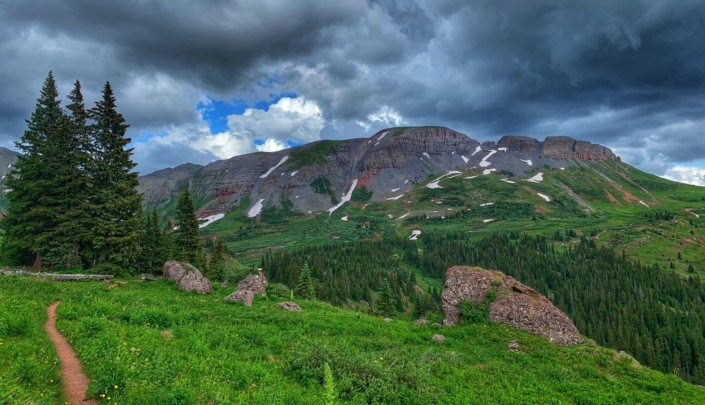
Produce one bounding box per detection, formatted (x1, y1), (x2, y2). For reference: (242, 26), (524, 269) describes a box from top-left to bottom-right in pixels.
(2, 276), (705, 404)
(392, 127), (410, 136)
(295, 262), (316, 300)
(175, 190), (204, 268)
(209, 238), (227, 280)
(89, 82), (142, 274)
(139, 209), (162, 273)
(310, 176), (339, 205)
(351, 185), (374, 202)
(290, 140), (345, 169)
(2, 75), (141, 273)
(323, 363), (337, 405)
(376, 279), (395, 317)
(459, 289), (497, 324)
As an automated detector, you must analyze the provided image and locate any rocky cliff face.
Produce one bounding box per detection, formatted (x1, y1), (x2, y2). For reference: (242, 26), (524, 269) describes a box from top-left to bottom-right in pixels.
(137, 127), (618, 220)
(441, 266), (583, 346)
(540, 136), (617, 161)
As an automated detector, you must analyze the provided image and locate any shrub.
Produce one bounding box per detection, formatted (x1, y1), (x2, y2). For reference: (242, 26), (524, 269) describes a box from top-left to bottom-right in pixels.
(459, 289), (497, 324)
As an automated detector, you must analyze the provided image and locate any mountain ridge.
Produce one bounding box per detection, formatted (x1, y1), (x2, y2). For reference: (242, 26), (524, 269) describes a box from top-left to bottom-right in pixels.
(137, 126), (619, 219)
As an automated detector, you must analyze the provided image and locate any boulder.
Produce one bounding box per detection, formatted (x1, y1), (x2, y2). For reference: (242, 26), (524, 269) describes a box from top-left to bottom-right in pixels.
(508, 340), (520, 349)
(179, 269), (213, 294)
(414, 318), (429, 326)
(277, 302), (302, 312)
(236, 269), (268, 296)
(441, 266), (583, 346)
(163, 260), (187, 282)
(384, 318), (393, 323)
(225, 290), (254, 306)
(432, 334), (445, 343)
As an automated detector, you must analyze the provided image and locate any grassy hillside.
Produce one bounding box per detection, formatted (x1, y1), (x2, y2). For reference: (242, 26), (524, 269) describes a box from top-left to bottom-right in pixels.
(2, 276), (704, 404)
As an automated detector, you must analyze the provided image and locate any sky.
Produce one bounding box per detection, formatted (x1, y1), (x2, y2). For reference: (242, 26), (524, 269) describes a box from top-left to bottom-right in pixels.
(0, 0), (704, 184)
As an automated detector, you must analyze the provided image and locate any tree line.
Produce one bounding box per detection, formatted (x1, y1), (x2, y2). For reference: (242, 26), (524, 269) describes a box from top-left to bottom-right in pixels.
(261, 232), (705, 384)
(1, 72), (221, 275)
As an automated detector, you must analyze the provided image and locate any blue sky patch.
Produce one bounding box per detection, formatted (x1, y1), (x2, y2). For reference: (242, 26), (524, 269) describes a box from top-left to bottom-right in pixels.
(198, 92), (298, 134)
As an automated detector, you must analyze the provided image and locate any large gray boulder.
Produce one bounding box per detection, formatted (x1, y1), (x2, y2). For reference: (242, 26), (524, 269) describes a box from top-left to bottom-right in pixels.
(236, 269), (268, 296)
(225, 290), (254, 306)
(162, 261), (213, 294)
(441, 266), (583, 346)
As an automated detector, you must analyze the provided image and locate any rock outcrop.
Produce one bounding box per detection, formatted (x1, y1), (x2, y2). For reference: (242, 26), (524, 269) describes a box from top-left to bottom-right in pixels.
(236, 270), (268, 296)
(497, 135), (540, 156)
(225, 290), (254, 306)
(276, 302), (302, 311)
(162, 261), (213, 294)
(441, 266), (583, 346)
(540, 136), (617, 161)
(432, 334), (445, 343)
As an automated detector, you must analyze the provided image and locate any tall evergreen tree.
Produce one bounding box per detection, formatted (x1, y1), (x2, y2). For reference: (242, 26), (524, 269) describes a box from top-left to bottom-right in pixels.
(139, 209), (162, 272)
(3, 72), (65, 267)
(377, 279), (395, 317)
(89, 82), (142, 273)
(160, 219), (177, 263)
(295, 262), (315, 300)
(210, 237), (227, 281)
(175, 190), (203, 267)
(45, 80), (94, 269)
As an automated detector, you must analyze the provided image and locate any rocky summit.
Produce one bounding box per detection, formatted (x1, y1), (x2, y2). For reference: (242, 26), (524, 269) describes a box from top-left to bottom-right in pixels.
(137, 126), (617, 220)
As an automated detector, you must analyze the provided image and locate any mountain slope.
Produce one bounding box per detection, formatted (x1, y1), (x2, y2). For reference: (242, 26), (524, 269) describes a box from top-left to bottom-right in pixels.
(138, 126), (705, 276)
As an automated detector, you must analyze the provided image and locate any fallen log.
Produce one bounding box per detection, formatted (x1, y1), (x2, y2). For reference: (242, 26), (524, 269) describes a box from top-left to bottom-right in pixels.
(0, 269), (114, 281)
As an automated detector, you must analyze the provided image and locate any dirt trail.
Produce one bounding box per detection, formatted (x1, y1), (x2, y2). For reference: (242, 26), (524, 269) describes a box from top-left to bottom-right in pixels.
(44, 302), (97, 405)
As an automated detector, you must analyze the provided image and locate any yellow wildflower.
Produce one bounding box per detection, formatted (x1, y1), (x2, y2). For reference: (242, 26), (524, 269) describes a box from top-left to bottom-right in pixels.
(114, 385), (118, 389)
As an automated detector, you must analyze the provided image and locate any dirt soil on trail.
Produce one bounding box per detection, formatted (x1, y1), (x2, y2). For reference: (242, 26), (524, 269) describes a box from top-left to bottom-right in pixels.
(44, 301), (97, 405)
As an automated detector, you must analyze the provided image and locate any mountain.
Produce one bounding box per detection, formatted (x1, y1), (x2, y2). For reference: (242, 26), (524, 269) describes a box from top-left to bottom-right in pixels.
(138, 126), (705, 276)
(138, 126), (617, 218)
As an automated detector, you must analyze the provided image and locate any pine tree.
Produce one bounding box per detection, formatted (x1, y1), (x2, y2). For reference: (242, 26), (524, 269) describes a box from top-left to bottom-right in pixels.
(210, 238), (227, 281)
(377, 279), (395, 317)
(89, 82), (142, 273)
(3, 72), (65, 267)
(139, 209), (162, 272)
(160, 219), (177, 262)
(295, 262), (315, 300)
(46, 80), (94, 269)
(175, 190), (203, 267)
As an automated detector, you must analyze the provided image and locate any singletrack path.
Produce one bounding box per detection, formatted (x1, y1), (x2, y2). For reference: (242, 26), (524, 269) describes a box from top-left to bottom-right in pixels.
(44, 301), (97, 405)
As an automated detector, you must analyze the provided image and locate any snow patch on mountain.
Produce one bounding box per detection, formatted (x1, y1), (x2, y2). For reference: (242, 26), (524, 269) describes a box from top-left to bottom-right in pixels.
(409, 230), (421, 240)
(328, 179), (358, 215)
(247, 199), (265, 217)
(260, 156), (288, 178)
(527, 172), (544, 183)
(537, 193), (551, 202)
(479, 150), (497, 167)
(520, 159), (532, 166)
(199, 213), (225, 228)
(472, 146), (482, 156)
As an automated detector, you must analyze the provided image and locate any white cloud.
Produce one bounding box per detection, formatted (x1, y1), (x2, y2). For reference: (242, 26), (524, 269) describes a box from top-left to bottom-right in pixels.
(132, 96), (323, 173)
(356, 105), (405, 131)
(662, 166), (705, 187)
(256, 138), (288, 152)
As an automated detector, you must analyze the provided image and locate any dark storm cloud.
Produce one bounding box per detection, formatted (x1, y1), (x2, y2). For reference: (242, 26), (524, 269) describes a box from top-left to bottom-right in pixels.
(0, 0), (704, 177)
